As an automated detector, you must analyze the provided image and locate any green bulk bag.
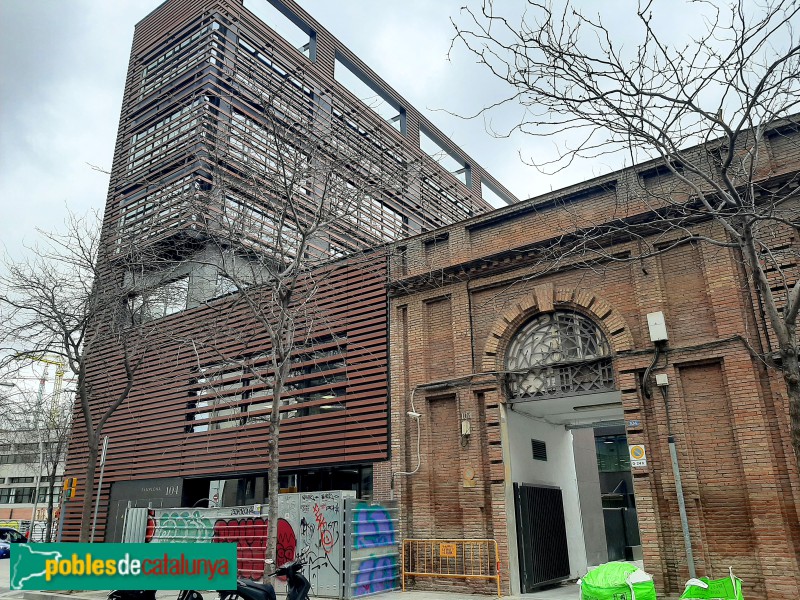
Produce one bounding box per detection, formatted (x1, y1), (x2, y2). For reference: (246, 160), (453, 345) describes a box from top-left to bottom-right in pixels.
(680, 568), (744, 600)
(579, 562), (657, 600)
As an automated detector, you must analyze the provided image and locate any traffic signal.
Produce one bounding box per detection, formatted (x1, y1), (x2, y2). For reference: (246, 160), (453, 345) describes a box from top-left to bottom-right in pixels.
(62, 477), (78, 499)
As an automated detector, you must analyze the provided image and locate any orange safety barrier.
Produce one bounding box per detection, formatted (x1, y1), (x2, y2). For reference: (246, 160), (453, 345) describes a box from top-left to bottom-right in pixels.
(402, 538), (501, 597)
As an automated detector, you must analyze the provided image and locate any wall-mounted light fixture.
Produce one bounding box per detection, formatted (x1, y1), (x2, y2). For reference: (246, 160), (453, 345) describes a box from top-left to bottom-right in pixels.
(460, 411), (471, 437)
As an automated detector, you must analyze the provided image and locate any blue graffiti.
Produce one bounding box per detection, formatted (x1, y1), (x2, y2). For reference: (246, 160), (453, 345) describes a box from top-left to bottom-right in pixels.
(354, 556), (398, 596)
(353, 503), (395, 549)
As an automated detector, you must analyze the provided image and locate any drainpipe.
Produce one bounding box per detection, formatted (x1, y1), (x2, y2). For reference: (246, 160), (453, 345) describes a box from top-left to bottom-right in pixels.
(653, 374), (696, 579)
(644, 313), (696, 579)
(667, 429), (696, 579)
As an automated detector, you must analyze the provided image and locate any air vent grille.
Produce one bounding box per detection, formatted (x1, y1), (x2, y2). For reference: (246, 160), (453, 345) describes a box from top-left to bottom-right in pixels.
(532, 439), (547, 461)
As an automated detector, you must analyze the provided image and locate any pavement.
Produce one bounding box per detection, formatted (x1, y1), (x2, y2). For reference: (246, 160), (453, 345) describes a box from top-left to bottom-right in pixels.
(0, 557), (581, 599)
(0, 589), (580, 600)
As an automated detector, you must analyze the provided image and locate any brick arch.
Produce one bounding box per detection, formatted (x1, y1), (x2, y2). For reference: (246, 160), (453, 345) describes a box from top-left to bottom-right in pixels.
(481, 282), (634, 372)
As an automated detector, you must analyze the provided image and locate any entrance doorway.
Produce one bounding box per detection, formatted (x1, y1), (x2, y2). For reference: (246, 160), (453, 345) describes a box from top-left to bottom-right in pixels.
(594, 426), (641, 562)
(500, 310), (643, 592)
(504, 389), (644, 590)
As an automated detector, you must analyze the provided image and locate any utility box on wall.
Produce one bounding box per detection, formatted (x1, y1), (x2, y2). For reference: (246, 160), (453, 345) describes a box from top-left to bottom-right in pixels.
(646, 311), (668, 342)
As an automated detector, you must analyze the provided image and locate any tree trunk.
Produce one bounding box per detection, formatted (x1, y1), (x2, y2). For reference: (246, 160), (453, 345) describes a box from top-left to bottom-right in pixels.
(784, 324), (800, 473)
(264, 389), (282, 583)
(79, 434), (98, 543)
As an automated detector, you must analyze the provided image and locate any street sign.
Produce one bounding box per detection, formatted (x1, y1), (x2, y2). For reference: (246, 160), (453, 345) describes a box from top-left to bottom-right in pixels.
(627, 419), (641, 428)
(629, 444), (647, 468)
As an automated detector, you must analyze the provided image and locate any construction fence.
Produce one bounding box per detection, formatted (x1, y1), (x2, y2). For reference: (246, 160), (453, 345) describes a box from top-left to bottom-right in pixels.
(0, 518), (57, 542)
(121, 492), (400, 598)
(402, 538), (501, 597)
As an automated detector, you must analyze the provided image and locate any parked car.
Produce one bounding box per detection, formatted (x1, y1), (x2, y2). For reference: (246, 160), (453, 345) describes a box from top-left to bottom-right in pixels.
(0, 526), (28, 556)
(0, 527), (28, 559)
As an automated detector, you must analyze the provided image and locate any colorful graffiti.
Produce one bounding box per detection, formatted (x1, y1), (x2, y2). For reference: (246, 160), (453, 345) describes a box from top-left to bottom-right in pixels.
(144, 509), (296, 579)
(145, 510), (214, 543)
(352, 502), (395, 549)
(138, 492), (348, 593)
(214, 517), (296, 579)
(344, 499), (400, 598)
(354, 555), (398, 596)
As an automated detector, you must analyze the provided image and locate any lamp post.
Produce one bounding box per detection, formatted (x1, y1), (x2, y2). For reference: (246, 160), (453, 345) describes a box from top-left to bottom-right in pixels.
(27, 366), (49, 542)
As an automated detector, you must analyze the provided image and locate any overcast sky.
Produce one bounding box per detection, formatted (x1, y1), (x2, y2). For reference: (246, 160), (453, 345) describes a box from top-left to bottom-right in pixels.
(0, 0), (760, 259)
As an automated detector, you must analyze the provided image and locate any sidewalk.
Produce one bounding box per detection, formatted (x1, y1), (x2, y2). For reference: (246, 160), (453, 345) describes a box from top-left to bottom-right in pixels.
(0, 587), (581, 600)
(0, 583), (581, 600)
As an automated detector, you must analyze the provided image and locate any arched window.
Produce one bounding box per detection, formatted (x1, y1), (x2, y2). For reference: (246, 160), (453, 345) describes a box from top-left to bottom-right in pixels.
(505, 311), (614, 399)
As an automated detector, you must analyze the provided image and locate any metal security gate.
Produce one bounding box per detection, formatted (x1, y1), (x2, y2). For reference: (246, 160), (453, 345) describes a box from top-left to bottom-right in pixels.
(513, 483), (570, 592)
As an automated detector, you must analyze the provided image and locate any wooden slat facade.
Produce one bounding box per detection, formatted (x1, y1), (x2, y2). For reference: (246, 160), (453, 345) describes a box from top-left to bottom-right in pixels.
(63, 0), (516, 540)
(63, 253), (389, 540)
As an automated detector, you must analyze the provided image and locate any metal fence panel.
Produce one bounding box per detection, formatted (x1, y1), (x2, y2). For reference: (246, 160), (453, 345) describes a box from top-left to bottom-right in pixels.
(122, 491), (356, 598)
(342, 498), (400, 598)
(401, 538), (501, 597)
(299, 491), (351, 597)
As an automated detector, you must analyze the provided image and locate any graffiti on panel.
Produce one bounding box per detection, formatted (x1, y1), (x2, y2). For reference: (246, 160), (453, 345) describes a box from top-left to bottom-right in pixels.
(299, 492), (343, 595)
(344, 499), (400, 598)
(145, 510), (215, 543)
(136, 492), (350, 596)
(28, 521), (50, 542)
(143, 508), (297, 579)
(354, 555), (398, 597)
(352, 502), (395, 549)
(214, 517), (296, 579)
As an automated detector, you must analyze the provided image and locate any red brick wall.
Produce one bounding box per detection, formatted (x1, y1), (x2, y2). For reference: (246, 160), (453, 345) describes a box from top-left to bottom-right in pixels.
(388, 151), (800, 596)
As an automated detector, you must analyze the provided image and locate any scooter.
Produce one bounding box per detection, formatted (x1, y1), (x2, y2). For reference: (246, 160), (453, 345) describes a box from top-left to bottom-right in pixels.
(108, 591), (203, 600)
(219, 550), (311, 600)
(107, 552), (310, 600)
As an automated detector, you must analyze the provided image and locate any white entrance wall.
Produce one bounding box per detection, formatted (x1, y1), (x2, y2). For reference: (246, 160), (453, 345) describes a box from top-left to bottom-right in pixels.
(505, 408), (589, 579)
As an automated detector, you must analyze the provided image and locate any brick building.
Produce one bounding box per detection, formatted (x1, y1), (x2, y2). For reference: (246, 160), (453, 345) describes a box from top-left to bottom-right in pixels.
(62, 0), (514, 541)
(387, 121), (800, 597)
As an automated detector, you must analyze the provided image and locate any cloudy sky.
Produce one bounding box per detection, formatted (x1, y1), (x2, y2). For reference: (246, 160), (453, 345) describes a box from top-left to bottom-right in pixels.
(0, 0), (594, 258)
(0, 0), (754, 259)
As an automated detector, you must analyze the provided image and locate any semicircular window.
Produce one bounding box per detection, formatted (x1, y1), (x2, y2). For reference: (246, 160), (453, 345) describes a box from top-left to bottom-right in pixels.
(505, 311), (614, 399)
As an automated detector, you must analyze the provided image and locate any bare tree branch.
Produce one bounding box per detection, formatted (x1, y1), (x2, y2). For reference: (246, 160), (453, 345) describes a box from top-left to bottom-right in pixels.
(451, 0), (800, 469)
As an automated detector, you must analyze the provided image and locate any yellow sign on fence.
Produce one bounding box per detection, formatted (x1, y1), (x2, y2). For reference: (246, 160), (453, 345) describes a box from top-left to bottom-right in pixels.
(439, 543), (457, 558)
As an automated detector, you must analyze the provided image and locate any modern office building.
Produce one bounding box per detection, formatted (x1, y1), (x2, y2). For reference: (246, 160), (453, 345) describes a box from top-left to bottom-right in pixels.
(62, 0), (515, 541)
(0, 432), (64, 541)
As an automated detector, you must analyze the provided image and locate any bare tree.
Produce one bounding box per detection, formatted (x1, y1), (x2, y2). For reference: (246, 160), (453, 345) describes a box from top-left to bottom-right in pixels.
(182, 75), (413, 579)
(452, 0), (800, 467)
(0, 211), (183, 541)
